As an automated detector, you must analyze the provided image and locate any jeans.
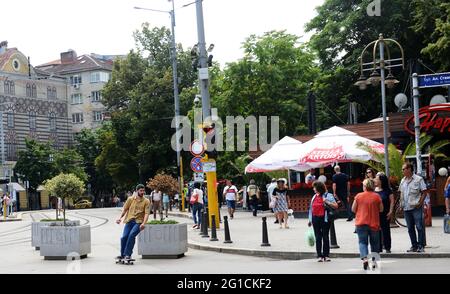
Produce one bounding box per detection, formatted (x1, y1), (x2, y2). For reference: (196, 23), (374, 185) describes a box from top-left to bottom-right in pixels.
(192, 203), (203, 225)
(379, 212), (391, 251)
(356, 225), (380, 259)
(120, 220), (141, 257)
(312, 216), (331, 258)
(404, 207), (425, 248)
(251, 196), (258, 216)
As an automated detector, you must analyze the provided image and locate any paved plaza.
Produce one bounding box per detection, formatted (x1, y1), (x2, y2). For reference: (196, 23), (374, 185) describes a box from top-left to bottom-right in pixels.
(0, 208), (450, 274)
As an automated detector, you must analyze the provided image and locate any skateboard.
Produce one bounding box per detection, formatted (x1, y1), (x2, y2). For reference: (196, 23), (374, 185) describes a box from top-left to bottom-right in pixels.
(115, 257), (135, 265)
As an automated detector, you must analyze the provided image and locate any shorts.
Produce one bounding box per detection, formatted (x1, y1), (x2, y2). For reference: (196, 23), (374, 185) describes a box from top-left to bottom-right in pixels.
(226, 200), (236, 209)
(163, 202), (169, 210)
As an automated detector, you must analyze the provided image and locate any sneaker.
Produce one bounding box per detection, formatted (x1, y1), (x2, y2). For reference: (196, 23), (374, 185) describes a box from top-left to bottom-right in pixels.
(317, 258), (323, 262)
(407, 247), (418, 253)
(385, 250), (391, 254)
(124, 256), (132, 261)
(346, 218), (354, 222)
(323, 257), (331, 262)
(274, 220), (279, 224)
(363, 260), (369, 270)
(416, 247), (425, 253)
(116, 256), (124, 260)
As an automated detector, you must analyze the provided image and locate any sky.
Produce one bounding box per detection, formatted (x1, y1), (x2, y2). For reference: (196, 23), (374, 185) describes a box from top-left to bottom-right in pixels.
(1, 0), (324, 67)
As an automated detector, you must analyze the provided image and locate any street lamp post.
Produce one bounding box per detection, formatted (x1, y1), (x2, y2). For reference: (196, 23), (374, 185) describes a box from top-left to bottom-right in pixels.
(134, 1), (184, 206)
(354, 34), (405, 178)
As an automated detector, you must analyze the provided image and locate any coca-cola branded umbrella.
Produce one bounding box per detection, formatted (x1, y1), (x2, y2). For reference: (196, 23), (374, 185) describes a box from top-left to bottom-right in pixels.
(245, 136), (312, 173)
(297, 126), (384, 168)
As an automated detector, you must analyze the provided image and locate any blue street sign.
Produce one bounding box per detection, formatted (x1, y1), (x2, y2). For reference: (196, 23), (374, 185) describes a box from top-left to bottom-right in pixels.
(418, 72), (450, 88)
(190, 157), (203, 173)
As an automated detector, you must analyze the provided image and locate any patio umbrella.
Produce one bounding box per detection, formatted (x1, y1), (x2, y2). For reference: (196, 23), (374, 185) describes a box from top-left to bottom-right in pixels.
(245, 136), (311, 173)
(297, 126), (384, 168)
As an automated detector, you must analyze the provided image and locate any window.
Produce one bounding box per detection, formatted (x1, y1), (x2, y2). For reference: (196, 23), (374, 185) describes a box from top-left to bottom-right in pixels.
(52, 87), (57, 99)
(29, 112), (37, 130)
(27, 84), (32, 97)
(70, 75), (82, 85)
(4, 81), (15, 95)
(31, 84), (37, 98)
(47, 86), (52, 98)
(49, 113), (57, 131)
(90, 71), (110, 83)
(72, 113), (84, 124)
(71, 93), (83, 104)
(7, 112), (14, 128)
(91, 91), (102, 102)
(93, 111), (103, 122)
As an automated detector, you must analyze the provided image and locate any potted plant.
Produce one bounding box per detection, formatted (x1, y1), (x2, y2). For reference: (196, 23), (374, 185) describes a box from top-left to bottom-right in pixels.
(137, 219), (187, 259)
(39, 173), (90, 260)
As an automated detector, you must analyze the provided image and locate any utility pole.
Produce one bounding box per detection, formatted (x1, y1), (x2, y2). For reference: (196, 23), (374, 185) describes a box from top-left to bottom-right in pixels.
(195, 0), (219, 228)
(412, 73), (422, 176)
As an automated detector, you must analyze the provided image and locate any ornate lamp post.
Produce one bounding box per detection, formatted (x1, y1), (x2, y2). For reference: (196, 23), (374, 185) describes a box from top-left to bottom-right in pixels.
(354, 34), (405, 178)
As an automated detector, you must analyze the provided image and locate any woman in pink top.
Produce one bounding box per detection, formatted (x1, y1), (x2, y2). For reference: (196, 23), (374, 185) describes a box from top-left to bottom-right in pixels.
(352, 179), (384, 270)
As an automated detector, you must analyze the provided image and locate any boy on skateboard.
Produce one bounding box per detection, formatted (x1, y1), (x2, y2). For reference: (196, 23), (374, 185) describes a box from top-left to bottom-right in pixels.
(116, 184), (150, 263)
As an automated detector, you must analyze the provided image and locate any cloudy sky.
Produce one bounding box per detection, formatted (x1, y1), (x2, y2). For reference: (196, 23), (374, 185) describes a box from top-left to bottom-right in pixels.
(1, 0), (324, 67)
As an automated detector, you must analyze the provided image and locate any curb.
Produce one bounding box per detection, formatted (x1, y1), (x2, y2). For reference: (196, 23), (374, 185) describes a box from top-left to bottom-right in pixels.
(187, 241), (450, 260)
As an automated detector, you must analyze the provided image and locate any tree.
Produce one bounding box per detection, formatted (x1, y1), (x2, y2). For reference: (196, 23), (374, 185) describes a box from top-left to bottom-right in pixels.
(146, 173), (179, 196)
(15, 139), (56, 191)
(100, 24), (198, 190)
(44, 173), (85, 225)
(305, 0), (446, 127)
(54, 148), (88, 183)
(412, 0), (450, 71)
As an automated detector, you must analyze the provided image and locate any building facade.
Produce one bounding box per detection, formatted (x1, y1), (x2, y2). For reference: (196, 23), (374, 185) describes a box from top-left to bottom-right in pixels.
(36, 50), (114, 136)
(0, 41), (71, 178)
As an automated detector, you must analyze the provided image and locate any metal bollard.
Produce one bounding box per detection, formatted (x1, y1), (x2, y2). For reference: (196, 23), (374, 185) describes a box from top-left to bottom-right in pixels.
(223, 216), (233, 244)
(261, 217), (271, 247)
(210, 215), (218, 241)
(199, 209), (206, 236)
(330, 220), (340, 249)
(201, 211), (209, 238)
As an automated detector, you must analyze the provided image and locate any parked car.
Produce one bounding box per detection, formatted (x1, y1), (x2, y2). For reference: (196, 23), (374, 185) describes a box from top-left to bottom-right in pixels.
(73, 200), (92, 209)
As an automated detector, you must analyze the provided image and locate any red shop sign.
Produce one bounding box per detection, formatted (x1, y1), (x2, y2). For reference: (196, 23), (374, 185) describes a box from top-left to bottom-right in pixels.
(404, 104), (450, 136)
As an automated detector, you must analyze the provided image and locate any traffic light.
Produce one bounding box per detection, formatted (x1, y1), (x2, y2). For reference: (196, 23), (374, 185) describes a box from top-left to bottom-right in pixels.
(203, 123), (217, 159)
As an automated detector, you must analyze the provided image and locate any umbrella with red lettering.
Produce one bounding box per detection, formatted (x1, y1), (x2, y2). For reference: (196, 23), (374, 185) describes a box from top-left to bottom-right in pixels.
(297, 126), (384, 168)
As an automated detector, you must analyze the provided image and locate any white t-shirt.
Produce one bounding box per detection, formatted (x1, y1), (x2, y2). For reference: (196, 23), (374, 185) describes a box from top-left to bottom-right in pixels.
(193, 188), (204, 204)
(223, 185), (238, 201)
(267, 183), (277, 199)
(152, 191), (162, 201)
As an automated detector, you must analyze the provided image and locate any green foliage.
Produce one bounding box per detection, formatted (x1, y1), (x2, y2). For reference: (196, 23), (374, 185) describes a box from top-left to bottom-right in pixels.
(44, 173), (85, 201)
(147, 219), (179, 225)
(54, 148), (88, 183)
(15, 139), (55, 191)
(403, 133), (450, 159)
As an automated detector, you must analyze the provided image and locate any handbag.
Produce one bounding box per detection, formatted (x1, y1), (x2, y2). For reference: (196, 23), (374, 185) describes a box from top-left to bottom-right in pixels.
(190, 193), (198, 205)
(323, 193), (337, 220)
(269, 197), (277, 209)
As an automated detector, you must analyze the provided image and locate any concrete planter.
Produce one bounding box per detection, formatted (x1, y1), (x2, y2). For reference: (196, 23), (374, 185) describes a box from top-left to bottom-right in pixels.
(31, 220), (80, 250)
(138, 223), (187, 259)
(39, 225), (91, 260)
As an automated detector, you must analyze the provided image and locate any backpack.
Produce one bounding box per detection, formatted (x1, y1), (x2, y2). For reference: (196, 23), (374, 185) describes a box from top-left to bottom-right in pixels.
(248, 185), (258, 197)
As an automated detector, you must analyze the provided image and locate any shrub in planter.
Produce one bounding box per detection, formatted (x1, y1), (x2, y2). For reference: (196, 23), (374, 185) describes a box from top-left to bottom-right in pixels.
(39, 173), (90, 259)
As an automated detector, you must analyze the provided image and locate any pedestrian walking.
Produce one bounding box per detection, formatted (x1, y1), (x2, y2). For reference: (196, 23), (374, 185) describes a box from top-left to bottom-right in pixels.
(162, 193), (170, 218)
(444, 175), (450, 215)
(151, 189), (163, 220)
(115, 184), (150, 262)
(374, 173), (394, 253)
(223, 180), (238, 219)
(308, 181), (338, 262)
(266, 178), (279, 224)
(272, 179), (291, 229)
(352, 179), (383, 270)
(332, 165), (353, 221)
(399, 162), (427, 253)
(247, 179), (260, 217)
(191, 182), (204, 229)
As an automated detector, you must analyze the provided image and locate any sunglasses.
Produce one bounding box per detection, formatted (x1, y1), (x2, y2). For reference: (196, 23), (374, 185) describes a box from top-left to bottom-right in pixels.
(366, 171), (372, 174)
